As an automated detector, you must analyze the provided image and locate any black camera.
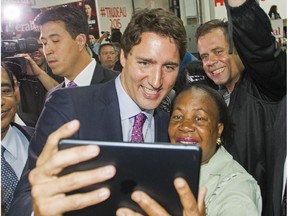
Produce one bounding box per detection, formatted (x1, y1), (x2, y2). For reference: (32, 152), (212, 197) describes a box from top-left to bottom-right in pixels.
(1, 39), (39, 80)
(2, 39), (39, 57)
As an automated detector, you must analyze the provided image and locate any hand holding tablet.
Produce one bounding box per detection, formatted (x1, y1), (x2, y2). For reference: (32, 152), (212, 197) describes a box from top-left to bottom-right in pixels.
(59, 139), (201, 216)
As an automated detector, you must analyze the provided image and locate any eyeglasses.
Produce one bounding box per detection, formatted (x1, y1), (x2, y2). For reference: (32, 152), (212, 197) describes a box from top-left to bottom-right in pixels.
(100, 51), (116, 56)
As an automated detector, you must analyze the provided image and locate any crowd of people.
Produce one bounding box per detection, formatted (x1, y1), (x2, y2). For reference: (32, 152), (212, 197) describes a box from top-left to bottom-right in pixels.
(1, 0), (286, 216)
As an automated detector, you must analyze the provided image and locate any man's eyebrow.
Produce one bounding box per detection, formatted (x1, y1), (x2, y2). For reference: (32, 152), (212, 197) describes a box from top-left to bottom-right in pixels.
(40, 33), (61, 40)
(1, 82), (12, 88)
(163, 61), (179, 66)
(134, 57), (179, 66)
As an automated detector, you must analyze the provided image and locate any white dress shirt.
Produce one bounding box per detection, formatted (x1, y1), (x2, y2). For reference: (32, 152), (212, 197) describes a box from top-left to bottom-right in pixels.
(64, 58), (96, 87)
(115, 75), (155, 142)
(2, 125), (29, 179)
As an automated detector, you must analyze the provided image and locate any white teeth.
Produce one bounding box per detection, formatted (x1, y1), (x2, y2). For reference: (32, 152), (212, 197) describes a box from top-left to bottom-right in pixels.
(144, 87), (157, 95)
(179, 141), (198, 145)
(212, 68), (224, 74)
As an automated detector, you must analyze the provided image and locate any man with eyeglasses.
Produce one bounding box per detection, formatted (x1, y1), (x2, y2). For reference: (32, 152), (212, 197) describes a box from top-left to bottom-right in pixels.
(1, 62), (34, 215)
(98, 43), (119, 71)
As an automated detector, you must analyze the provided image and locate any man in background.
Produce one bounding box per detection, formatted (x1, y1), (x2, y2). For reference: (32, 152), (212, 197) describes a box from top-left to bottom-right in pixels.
(195, 0), (286, 214)
(16, 30), (63, 126)
(98, 43), (119, 71)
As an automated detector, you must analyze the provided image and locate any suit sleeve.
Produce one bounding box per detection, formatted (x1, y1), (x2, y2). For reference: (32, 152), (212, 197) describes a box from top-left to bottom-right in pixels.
(229, 0), (286, 100)
(9, 88), (79, 216)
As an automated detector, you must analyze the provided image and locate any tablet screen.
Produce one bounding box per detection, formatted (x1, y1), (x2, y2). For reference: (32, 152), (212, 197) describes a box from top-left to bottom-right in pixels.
(59, 139), (201, 216)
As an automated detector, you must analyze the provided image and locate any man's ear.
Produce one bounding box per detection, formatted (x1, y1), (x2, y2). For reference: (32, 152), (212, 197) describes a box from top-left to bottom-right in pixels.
(120, 49), (125, 67)
(76, 34), (86, 50)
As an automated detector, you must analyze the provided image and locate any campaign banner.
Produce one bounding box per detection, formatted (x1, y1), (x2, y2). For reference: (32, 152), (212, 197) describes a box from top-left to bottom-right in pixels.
(96, 0), (133, 34)
(271, 19), (284, 38)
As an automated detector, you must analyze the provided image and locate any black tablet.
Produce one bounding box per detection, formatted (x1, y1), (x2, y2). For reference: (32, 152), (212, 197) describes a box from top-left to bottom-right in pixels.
(59, 139), (201, 216)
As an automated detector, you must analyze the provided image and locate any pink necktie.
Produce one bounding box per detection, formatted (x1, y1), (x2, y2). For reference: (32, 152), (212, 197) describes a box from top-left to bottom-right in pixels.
(67, 81), (77, 88)
(131, 113), (147, 143)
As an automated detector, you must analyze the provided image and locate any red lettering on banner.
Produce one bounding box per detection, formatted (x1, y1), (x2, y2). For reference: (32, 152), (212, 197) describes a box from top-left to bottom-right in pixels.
(214, 0), (224, 6)
(110, 19), (122, 29)
(273, 27), (282, 36)
(102, 7), (127, 18)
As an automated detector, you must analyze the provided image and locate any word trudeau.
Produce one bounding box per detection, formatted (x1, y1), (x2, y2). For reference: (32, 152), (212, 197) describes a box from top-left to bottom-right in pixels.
(101, 7), (127, 18)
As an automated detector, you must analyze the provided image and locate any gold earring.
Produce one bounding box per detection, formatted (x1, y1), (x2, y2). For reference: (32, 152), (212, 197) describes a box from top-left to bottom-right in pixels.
(216, 138), (221, 145)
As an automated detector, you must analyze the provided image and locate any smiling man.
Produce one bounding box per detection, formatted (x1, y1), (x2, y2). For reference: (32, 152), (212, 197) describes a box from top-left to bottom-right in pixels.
(1, 62), (34, 215)
(196, 0), (286, 214)
(10, 7), (187, 216)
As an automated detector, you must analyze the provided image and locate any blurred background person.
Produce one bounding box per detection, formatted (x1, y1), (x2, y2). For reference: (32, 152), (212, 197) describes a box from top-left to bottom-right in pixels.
(98, 43), (120, 72)
(268, 5), (281, 20)
(88, 33), (97, 48)
(91, 31), (110, 55)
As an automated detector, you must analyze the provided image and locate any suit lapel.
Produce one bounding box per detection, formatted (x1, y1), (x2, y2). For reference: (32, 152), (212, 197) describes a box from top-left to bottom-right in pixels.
(90, 63), (105, 84)
(91, 80), (123, 141)
(154, 109), (170, 142)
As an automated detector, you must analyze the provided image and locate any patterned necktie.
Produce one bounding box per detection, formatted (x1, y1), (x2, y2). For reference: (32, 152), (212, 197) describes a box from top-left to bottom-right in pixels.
(131, 113), (147, 143)
(282, 183), (287, 216)
(1, 146), (18, 214)
(67, 81), (77, 88)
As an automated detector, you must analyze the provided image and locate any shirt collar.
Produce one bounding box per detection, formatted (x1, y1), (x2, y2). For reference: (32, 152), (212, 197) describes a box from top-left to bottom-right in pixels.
(115, 75), (154, 122)
(64, 58), (96, 87)
(2, 125), (17, 159)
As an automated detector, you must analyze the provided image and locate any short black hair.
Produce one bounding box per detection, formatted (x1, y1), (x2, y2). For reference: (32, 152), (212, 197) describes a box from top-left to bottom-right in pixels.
(171, 83), (230, 142)
(1, 61), (15, 90)
(98, 43), (116, 54)
(34, 6), (89, 40)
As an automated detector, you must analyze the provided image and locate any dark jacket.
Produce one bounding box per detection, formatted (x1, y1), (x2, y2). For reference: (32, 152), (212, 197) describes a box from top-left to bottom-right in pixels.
(9, 78), (170, 216)
(223, 1), (286, 215)
(46, 62), (118, 95)
(17, 66), (63, 127)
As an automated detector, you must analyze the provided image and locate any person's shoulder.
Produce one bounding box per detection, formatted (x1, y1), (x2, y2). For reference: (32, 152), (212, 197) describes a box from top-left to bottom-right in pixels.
(217, 147), (259, 185)
(11, 122), (35, 139)
(96, 63), (119, 76)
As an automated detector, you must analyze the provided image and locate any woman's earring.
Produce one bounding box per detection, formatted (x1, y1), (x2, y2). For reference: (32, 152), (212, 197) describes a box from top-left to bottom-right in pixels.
(216, 138), (221, 145)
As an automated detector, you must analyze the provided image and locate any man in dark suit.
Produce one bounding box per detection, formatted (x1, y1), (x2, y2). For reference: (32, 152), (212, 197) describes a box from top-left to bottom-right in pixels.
(1, 62), (34, 215)
(32, 6), (117, 90)
(10, 7), (187, 215)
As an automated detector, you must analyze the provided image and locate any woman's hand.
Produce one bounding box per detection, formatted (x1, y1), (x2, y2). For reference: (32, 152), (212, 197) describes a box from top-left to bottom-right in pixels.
(116, 177), (207, 216)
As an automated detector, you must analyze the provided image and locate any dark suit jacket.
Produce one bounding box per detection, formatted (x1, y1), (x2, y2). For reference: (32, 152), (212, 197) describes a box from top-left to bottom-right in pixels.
(6, 123), (34, 216)
(266, 95), (287, 216)
(10, 78), (170, 216)
(11, 122), (35, 141)
(46, 62), (118, 97)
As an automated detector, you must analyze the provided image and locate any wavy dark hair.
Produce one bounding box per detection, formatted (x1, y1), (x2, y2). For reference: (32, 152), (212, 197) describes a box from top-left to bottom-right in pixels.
(121, 8), (187, 61)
